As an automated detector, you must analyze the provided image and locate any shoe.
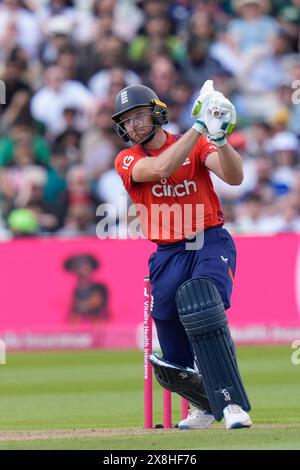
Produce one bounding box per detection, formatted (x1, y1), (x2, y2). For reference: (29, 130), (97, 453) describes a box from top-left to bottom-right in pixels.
(178, 405), (215, 430)
(223, 404), (253, 429)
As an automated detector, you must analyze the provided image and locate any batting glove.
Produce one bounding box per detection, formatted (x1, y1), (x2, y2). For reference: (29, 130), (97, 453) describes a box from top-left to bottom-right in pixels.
(191, 80), (236, 146)
(205, 94), (236, 147)
(191, 80), (215, 135)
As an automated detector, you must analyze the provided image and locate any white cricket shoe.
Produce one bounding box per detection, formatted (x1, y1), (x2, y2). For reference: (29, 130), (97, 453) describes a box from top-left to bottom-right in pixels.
(178, 405), (215, 430)
(223, 404), (253, 429)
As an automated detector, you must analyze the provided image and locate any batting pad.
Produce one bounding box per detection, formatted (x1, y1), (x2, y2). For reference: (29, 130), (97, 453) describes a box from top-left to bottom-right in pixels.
(176, 277), (251, 421)
(149, 352), (211, 412)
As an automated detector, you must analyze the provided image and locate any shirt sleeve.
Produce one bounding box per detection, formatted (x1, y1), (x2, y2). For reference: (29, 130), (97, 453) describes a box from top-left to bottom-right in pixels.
(114, 150), (144, 191)
(193, 135), (218, 165)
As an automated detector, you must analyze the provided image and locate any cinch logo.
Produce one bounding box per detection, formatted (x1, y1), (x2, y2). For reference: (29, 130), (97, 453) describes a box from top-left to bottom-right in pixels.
(152, 179), (197, 197)
(120, 90), (128, 104)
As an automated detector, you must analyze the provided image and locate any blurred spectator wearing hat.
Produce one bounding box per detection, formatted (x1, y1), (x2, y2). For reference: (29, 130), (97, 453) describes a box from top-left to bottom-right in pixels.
(270, 131), (300, 191)
(36, 0), (93, 46)
(38, 14), (74, 66)
(63, 253), (110, 323)
(228, 0), (279, 52)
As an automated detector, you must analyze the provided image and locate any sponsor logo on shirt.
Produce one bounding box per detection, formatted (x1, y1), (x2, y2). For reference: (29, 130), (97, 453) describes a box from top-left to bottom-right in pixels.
(152, 178), (197, 197)
(182, 157), (191, 166)
(122, 155), (135, 169)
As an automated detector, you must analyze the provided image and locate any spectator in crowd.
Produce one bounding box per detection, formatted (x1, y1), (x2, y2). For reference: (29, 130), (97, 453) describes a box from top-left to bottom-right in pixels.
(30, 64), (94, 138)
(0, 120), (50, 167)
(147, 55), (178, 102)
(0, 0), (299, 237)
(0, 53), (33, 134)
(0, 0), (41, 60)
(228, 0), (279, 52)
(81, 102), (118, 185)
(91, 0), (143, 43)
(179, 36), (225, 88)
(57, 203), (97, 236)
(128, 14), (185, 70)
(270, 131), (299, 192)
(38, 14), (74, 66)
(89, 66), (141, 101)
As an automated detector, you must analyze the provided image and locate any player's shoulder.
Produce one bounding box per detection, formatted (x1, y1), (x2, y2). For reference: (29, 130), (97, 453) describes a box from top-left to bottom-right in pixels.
(115, 146), (141, 167)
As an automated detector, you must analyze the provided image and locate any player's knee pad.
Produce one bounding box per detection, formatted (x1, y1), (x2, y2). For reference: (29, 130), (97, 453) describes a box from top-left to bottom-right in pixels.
(149, 352), (211, 412)
(176, 277), (251, 421)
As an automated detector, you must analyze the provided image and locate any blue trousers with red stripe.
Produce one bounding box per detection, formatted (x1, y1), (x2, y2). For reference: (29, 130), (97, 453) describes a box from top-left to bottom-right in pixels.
(148, 226), (236, 368)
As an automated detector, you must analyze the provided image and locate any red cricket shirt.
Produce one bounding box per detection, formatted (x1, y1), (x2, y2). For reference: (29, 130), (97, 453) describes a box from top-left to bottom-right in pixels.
(115, 131), (224, 243)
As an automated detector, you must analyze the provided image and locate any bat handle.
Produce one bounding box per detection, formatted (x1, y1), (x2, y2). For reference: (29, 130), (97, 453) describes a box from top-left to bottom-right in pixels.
(212, 110), (221, 118)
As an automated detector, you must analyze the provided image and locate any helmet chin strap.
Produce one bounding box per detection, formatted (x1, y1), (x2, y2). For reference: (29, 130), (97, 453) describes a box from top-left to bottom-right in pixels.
(130, 125), (159, 145)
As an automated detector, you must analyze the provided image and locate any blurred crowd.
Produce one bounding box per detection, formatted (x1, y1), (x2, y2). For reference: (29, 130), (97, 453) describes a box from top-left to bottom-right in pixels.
(0, 0), (300, 239)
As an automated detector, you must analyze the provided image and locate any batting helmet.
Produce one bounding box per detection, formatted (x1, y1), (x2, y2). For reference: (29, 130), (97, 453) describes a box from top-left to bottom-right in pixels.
(112, 85), (168, 144)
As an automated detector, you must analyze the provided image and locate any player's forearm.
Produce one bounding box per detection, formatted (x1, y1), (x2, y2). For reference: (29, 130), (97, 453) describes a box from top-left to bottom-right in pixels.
(153, 129), (201, 178)
(217, 143), (244, 185)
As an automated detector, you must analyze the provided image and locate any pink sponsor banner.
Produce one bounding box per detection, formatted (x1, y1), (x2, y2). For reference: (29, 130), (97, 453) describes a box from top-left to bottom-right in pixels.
(228, 233), (300, 343)
(0, 234), (299, 349)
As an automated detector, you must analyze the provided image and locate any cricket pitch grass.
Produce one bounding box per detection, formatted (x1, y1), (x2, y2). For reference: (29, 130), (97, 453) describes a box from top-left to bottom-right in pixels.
(0, 346), (299, 450)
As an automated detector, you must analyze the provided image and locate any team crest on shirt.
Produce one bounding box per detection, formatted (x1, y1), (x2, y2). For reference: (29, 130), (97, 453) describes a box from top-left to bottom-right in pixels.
(122, 155), (134, 169)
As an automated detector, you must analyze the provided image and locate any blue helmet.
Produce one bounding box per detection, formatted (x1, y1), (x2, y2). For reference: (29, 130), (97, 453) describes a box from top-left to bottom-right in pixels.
(112, 85), (168, 144)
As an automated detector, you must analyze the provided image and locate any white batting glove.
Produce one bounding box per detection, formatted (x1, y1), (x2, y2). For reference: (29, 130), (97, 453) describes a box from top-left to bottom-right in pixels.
(205, 94), (236, 147)
(191, 80), (236, 146)
(191, 80), (215, 135)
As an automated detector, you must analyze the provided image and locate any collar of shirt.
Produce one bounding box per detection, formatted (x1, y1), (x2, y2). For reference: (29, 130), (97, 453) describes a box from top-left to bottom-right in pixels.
(137, 131), (176, 157)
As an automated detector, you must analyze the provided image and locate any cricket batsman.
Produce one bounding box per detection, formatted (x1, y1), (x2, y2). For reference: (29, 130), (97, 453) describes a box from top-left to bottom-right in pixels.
(112, 81), (253, 429)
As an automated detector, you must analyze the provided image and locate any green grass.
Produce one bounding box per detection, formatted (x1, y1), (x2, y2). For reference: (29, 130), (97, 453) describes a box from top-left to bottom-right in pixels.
(0, 347), (299, 449)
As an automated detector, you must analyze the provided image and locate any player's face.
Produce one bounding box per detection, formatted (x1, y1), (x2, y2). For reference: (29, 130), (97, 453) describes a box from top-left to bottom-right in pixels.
(122, 107), (154, 143)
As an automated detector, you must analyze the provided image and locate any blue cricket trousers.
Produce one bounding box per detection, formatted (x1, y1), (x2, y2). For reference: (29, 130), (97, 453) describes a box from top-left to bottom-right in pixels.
(148, 226), (236, 368)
